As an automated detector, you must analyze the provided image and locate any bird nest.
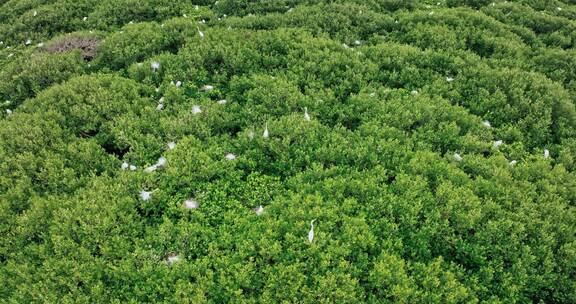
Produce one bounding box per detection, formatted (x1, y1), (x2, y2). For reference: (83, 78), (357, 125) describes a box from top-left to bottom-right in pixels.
(43, 36), (101, 61)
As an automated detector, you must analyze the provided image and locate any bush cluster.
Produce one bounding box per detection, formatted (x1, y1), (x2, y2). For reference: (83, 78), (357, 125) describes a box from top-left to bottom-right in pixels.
(1, 0), (575, 302)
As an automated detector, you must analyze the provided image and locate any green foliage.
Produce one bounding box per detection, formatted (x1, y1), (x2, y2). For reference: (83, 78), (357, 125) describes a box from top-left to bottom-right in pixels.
(1, 0), (575, 303)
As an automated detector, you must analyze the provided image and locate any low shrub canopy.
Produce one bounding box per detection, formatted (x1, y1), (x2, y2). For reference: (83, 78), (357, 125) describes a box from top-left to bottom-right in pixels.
(1, 0), (576, 303)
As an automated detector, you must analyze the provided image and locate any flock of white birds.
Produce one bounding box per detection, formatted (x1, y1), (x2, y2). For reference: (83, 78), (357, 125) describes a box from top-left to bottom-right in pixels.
(0, 11), (556, 265)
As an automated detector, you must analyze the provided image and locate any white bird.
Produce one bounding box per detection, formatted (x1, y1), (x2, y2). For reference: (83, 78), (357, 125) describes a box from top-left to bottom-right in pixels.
(308, 219), (316, 243)
(225, 153), (236, 160)
(191, 105), (202, 115)
(140, 190), (152, 201)
(167, 141), (176, 150)
(156, 103), (164, 111)
(183, 198), (199, 209)
(194, 5), (199, 10)
(25, 39), (32, 45)
(248, 129), (255, 141)
(82, 16), (87, 21)
(197, 27), (204, 38)
(155, 87), (160, 93)
(263, 123), (269, 139)
(144, 164), (158, 173)
(509, 160), (517, 166)
(354, 40), (361, 46)
(129, 165), (137, 171)
(121, 162), (129, 170)
(37, 42), (44, 47)
(342, 43), (350, 49)
(157, 157), (167, 167)
(166, 253), (180, 265)
(200, 84), (214, 92)
(557, 7), (562, 11)
(544, 149), (550, 159)
(453, 153), (463, 162)
(369, 92), (376, 97)
(151, 61), (160, 71)
(304, 107), (311, 121)
(493, 140), (503, 148)
(482, 120), (492, 128)
(446, 77), (454, 82)
(253, 205), (264, 216)
(33, 11), (37, 17)
(6, 109), (12, 116)
(411, 90), (419, 95)
(217, 99), (227, 105)
(7, 53), (13, 58)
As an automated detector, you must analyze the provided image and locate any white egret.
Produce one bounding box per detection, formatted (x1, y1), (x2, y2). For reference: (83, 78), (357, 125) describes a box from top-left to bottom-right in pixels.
(217, 99), (227, 105)
(82, 16), (87, 21)
(509, 160), (517, 166)
(197, 27), (204, 38)
(139, 190), (152, 201)
(453, 153), (463, 162)
(254, 205), (264, 216)
(411, 90), (419, 95)
(166, 253), (180, 265)
(156, 103), (164, 111)
(304, 107), (311, 121)
(167, 142), (176, 150)
(354, 40), (361, 46)
(33, 11), (37, 17)
(157, 157), (167, 168)
(482, 120), (491, 128)
(183, 198), (199, 209)
(263, 123), (269, 139)
(493, 140), (503, 148)
(151, 61), (160, 71)
(191, 105), (202, 115)
(129, 165), (137, 171)
(121, 162), (129, 170)
(200, 84), (214, 91)
(446, 77), (454, 82)
(248, 129), (255, 141)
(225, 153), (236, 160)
(6, 109), (12, 116)
(544, 149), (550, 159)
(308, 219), (316, 243)
(144, 164), (158, 173)
(25, 39), (32, 45)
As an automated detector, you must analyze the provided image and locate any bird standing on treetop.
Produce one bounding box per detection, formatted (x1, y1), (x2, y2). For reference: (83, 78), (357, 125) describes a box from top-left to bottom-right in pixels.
(308, 219), (316, 243)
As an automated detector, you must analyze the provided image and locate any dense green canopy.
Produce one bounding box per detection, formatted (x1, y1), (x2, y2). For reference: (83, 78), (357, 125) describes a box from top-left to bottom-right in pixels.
(1, 0), (575, 303)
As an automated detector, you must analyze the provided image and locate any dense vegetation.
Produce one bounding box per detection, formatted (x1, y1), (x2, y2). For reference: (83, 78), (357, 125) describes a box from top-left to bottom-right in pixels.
(1, 0), (576, 302)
